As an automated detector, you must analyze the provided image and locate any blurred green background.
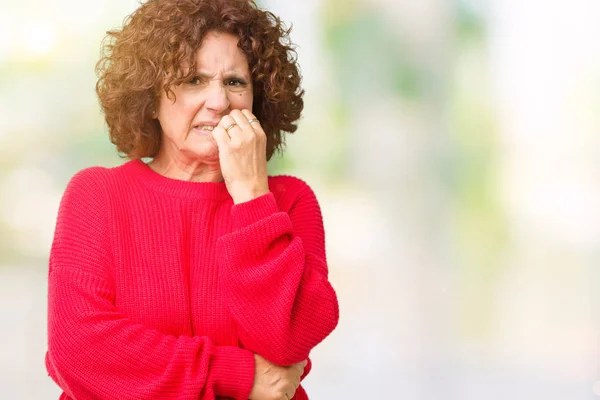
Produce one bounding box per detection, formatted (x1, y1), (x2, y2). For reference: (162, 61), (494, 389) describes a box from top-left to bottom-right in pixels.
(1, 0), (600, 398)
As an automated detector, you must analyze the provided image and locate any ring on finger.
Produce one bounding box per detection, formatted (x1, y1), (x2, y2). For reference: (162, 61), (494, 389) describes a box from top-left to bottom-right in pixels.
(248, 118), (259, 124)
(224, 122), (238, 132)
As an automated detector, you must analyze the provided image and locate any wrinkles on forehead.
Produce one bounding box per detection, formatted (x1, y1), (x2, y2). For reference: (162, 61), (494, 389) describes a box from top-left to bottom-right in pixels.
(171, 32), (250, 81)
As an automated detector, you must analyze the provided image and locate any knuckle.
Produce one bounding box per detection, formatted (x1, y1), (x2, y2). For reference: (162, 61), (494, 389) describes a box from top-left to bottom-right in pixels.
(256, 133), (266, 144)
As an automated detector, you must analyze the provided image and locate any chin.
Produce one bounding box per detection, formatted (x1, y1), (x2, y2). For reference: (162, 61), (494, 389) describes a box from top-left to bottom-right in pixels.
(182, 143), (220, 163)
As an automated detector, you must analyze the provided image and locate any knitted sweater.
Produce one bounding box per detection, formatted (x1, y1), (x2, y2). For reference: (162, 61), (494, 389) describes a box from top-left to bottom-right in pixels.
(46, 159), (339, 400)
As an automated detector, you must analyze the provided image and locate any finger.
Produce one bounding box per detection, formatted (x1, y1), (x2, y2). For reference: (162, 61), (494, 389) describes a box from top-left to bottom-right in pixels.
(211, 125), (230, 148)
(293, 368), (303, 382)
(240, 109), (261, 129)
(219, 115), (240, 139)
(228, 109), (254, 139)
(241, 109), (265, 137)
(293, 360), (307, 373)
(281, 377), (295, 392)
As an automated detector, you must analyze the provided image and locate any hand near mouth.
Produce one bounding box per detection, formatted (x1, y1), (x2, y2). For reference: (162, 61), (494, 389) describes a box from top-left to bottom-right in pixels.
(211, 109), (270, 204)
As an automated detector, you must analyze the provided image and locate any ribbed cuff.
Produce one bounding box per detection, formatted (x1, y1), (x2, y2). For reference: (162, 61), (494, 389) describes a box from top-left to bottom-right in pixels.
(211, 346), (255, 399)
(230, 192), (279, 230)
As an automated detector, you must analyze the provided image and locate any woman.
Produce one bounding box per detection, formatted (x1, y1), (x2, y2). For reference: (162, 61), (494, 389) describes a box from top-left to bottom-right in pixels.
(45, 0), (339, 399)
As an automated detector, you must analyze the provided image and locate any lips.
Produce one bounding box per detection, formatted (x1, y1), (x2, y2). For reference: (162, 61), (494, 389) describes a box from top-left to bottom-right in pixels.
(191, 124), (218, 137)
(194, 125), (215, 131)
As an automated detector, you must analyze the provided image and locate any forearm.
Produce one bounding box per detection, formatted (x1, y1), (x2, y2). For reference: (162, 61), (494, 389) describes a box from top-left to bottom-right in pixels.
(221, 238), (338, 364)
(217, 193), (339, 365)
(47, 265), (254, 400)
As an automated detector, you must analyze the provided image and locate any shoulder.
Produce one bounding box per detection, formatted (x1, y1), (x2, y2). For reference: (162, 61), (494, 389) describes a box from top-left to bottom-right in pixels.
(268, 175), (314, 196)
(52, 167), (118, 277)
(267, 175), (321, 213)
(268, 175), (317, 201)
(64, 162), (133, 196)
(63, 166), (108, 199)
(67, 166), (110, 188)
(61, 163), (131, 210)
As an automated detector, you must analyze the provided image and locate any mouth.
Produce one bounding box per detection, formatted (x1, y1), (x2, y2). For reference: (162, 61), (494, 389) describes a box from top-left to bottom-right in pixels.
(192, 125), (216, 134)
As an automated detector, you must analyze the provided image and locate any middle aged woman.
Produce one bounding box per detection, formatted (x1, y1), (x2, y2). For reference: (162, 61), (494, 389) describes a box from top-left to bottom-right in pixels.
(45, 0), (339, 399)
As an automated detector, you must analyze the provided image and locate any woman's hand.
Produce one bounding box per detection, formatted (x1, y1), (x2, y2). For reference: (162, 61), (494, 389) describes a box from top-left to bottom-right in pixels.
(211, 109), (270, 204)
(249, 354), (307, 400)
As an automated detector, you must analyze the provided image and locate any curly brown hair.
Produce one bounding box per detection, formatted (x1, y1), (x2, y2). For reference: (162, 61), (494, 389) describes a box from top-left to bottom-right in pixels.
(95, 0), (304, 160)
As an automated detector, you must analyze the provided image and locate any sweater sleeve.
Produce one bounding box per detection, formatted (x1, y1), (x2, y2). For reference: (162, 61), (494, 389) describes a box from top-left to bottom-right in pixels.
(216, 179), (339, 366)
(46, 168), (255, 400)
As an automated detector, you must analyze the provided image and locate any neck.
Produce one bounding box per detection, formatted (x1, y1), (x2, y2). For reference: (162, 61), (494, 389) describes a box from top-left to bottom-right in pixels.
(148, 153), (223, 183)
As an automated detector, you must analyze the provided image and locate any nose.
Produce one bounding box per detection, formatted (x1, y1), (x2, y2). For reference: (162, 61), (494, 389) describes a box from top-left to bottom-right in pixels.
(204, 81), (230, 114)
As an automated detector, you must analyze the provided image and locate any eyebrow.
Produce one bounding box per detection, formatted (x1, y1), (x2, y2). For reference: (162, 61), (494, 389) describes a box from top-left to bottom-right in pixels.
(194, 69), (251, 80)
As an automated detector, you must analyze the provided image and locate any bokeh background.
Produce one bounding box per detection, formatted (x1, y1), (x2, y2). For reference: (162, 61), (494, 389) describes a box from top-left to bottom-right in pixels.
(1, 0), (599, 398)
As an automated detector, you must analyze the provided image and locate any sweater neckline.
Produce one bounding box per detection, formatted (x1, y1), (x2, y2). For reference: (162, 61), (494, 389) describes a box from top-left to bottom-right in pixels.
(124, 159), (232, 201)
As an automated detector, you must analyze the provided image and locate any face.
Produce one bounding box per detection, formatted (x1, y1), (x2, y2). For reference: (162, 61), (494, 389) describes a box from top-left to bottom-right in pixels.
(155, 31), (253, 164)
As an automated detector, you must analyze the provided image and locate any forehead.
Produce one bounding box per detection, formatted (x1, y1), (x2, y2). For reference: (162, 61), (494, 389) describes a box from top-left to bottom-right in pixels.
(195, 31), (249, 71)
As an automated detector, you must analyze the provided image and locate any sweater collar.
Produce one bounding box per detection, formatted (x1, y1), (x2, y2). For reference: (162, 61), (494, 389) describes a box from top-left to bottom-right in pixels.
(124, 159), (232, 201)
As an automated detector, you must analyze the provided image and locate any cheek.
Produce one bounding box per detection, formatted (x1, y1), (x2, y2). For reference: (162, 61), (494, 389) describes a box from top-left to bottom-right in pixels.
(158, 100), (195, 138)
(175, 95), (201, 116)
(165, 98), (197, 124)
(230, 91), (253, 110)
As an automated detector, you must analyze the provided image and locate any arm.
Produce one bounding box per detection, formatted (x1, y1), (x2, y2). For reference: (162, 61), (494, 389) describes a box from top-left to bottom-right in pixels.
(216, 181), (339, 366)
(46, 169), (254, 400)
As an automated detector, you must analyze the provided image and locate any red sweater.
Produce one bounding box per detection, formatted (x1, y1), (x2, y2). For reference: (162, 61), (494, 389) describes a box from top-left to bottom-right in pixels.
(46, 159), (339, 400)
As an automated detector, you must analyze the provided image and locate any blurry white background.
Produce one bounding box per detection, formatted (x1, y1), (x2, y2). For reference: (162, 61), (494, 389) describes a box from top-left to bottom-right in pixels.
(0, 0), (599, 398)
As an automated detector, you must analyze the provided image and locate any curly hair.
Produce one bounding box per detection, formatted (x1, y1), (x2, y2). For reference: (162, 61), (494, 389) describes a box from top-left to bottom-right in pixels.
(95, 0), (304, 160)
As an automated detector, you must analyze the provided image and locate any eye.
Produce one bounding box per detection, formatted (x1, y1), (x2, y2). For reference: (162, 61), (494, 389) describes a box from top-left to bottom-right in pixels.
(225, 78), (247, 87)
(188, 76), (205, 85)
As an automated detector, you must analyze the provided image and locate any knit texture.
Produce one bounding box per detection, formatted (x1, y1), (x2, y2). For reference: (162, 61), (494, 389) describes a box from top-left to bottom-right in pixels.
(46, 159), (339, 400)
